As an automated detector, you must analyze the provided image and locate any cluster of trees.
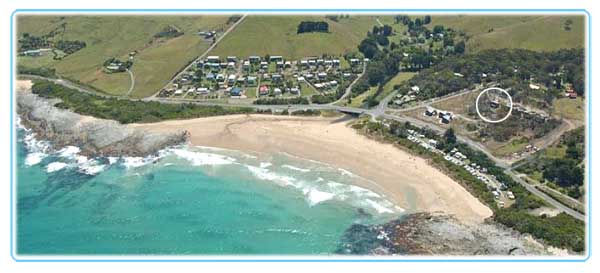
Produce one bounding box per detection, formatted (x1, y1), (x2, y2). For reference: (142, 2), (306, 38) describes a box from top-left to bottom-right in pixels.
(17, 66), (56, 78)
(394, 15), (432, 30)
(297, 21), (329, 34)
(18, 33), (51, 51)
(226, 15), (242, 24)
(31, 80), (254, 124)
(494, 210), (584, 252)
(542, 159), (584, 188)
(561, 126), (585, 161)
(404, 48), (585, 102)
(254, 96), (309, 105)
(103, 57), (133, 72)
(353, 17), (466, 104)
(355, 120), (584, 252)
(517, 127), (585, 198)
(291, 109), (321, 116)
(478, 110), (561, 142)
(18, 32), (87, 56)
(325, 14), (350, 22)
(154, 25), (184, 38)
(54, 40), (86, 55)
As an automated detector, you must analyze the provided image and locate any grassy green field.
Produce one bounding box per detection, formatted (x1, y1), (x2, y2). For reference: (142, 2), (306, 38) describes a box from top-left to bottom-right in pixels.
(17, 15), (230, 98)
(375, 72), (416, 101)
(209, 15), (380, 59)
(346, 71), (416, 108)
(428, 15), (585, 52)
(552, 97), (585, 121)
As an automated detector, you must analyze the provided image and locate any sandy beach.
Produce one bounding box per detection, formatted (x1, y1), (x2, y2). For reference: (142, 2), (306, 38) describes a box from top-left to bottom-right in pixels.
(132, 114), (493, 223)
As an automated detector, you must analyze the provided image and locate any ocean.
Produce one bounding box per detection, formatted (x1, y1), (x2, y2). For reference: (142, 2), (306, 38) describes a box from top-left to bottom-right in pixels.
(15, 123), (404, 255)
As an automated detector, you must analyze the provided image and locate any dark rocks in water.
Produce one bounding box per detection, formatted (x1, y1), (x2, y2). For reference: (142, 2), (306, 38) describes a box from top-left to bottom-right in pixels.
(336, 212), (550, 256)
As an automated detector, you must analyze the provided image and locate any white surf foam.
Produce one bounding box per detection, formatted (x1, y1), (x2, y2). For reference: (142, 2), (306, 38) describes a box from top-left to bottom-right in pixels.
(171, 148), (236, 166)
(24, 152), (47, 166)
(246, 165), (296, 187)
(364, 199), (396, 214)
(78, 159), (106, 175)
(57, 146), (81, 159)
(305, 188), (335, 206)
(21, 130), (51, 167)
(46, 162), (68, 173)
(282, 164), (310, 173)
(260, 162), (272, 168)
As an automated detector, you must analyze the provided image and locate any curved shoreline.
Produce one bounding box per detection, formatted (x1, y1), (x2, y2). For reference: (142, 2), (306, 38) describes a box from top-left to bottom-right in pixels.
(131, 114), (494, 224)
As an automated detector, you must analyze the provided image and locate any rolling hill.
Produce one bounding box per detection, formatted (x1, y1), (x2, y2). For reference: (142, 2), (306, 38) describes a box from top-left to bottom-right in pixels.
(428, 15), (585, 52)
(208, 15), (380, 59)
(17, 15), (231, 98)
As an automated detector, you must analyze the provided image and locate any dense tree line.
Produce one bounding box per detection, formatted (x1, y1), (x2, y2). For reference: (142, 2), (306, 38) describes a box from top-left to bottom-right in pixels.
(18, 32), (86, 56)
(254, 96), (309, 105)
(54, 40), (86, 55)
(297, 21), (329, 34)
(154, 25), (184, 38)
(517, 127), (585, 198)
(30, 80), (254, 124)
(17, 66), (56, 78)
(18, 33), (51, 51)
(404, 48), (585, 101)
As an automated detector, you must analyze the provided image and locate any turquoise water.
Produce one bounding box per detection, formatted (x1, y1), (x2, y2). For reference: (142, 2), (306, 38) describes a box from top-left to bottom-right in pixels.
(16, 126), (403, 255)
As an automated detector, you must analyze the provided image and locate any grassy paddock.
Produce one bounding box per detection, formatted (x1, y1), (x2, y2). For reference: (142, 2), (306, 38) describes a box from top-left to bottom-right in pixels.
(17, 15), (231, 98)
(209, 15), (380, 59)
(428, 15), (585, 52)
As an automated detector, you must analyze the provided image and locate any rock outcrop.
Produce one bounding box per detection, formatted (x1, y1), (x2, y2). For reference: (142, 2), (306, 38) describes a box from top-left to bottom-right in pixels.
(337, 212), (549, 256)
(17, 90), (188, 157)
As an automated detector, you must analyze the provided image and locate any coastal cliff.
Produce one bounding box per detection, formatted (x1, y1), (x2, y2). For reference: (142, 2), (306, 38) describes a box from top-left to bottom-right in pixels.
(337, 212), (549, 255)
(17, 89), (188, 157)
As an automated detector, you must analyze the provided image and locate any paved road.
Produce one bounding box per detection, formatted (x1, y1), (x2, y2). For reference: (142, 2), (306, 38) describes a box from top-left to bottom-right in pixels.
(21, 74), (586, 221)
(506, 170), (585, 221)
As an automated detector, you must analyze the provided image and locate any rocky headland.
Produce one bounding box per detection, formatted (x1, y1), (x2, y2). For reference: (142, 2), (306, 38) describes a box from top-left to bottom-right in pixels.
(17, 85), (188, 157)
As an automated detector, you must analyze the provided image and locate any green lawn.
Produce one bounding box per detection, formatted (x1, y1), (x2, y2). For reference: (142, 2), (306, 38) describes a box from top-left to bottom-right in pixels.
(300, 82), (317, 97)
(17, 15), (231, 98)
(17, 53), (57, 69)
(428, 15), (585, 52)
(375, 72), (416, 101)
(209, 15), (378, 59)
(491, 136), (530, 157)
(245, 87), (256, 98)
(345, 71), (416, 108)
(552, 97), (585, 122)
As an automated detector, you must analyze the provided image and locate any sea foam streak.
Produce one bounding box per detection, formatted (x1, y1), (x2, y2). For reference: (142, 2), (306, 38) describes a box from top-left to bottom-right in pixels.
(245, 161), (402, 214)
(282, 164), (310, 173)
(46, 162), (68, 173)
(171, 148), (236, 166)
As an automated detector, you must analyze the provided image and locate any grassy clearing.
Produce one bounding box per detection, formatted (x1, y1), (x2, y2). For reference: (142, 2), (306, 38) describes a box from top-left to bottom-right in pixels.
(209, 15), (378, 59)
(490, 137), (530, 157)
(375, 72), (416, 101)
(300, 83), (317, 97)
(17, 15), (230, 98)
(552, 97), (585, 122)
(17, 53), (57, 69)
(429, 15), (585, 52)
(349, 86), (375, 107)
